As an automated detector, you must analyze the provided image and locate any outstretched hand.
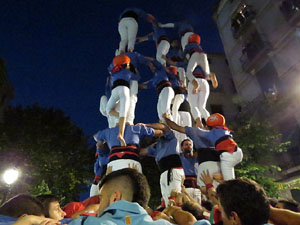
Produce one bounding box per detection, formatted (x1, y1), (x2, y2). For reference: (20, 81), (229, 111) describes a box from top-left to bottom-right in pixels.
(200, 170), (214, 185)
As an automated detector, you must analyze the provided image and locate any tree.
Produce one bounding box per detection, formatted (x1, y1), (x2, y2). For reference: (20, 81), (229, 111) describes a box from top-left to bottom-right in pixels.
(0, 105), (94, 205)
(231, 99), (290, 197)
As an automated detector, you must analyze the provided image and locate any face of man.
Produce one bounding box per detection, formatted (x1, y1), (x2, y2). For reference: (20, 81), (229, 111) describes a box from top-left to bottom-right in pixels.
(219, 203), (240, 225)
(48, 201), (66, 220)
(181, 140), (193, 156)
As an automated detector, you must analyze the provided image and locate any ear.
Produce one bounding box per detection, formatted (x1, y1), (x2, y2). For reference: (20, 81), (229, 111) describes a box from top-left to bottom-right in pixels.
(109, 190), (122, 204)
(231, 211), (242, 225)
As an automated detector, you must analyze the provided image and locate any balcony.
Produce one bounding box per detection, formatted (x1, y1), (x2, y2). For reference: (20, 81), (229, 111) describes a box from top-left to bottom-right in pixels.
(240, 33), (272, 73)
(231, 4), (256, 39)
(280, 0), (300, 26)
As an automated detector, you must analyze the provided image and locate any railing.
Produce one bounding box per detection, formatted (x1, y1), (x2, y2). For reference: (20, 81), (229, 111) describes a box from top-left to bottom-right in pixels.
(231, 4), (256, 39)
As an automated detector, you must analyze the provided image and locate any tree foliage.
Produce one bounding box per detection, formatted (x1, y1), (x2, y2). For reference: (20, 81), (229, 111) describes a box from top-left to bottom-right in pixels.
(0, 105), (94, 204)
(231, 100), (290, 197)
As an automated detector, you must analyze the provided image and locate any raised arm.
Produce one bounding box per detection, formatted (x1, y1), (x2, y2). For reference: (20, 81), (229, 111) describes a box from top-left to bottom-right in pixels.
(269, 206), (300, 225)
(163, 113), (186, 134)
(210, 72), (218, 89)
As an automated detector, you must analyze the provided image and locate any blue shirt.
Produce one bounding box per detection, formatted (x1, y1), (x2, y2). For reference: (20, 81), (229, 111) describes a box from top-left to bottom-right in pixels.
(185, 127), (232, 149)
(180, 154), (198, 176)
(68, 200), (172, 225)
(183, 43), (204, 58)
(109, 69), (139, 88)
(155, 130), (179, 162)
(95, 125), (155, 149)
(148, 60), (170, 88)
(94, 146), (109, 176)
(168, 72), (181, 88)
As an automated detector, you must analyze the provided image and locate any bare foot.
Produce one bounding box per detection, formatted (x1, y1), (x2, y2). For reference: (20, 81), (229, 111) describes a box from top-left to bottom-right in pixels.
(117, 134), (126, 146)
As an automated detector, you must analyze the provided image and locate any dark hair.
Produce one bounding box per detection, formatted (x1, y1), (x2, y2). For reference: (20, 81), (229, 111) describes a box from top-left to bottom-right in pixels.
(0, 194), (44, 217)
(216, 178), (270, 225)
(36, 194), (60, 217)
(278, 199), (299, 212)
(181, 202), (205, 220)
(181, 139), (191, 147)
(99, 168), (150, 208)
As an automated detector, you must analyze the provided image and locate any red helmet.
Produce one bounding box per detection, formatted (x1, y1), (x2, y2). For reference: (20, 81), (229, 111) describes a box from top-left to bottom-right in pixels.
(113, 54), (130, 67)
(206, 113), (225, 127)
(167, 67), (177, 75)
(188, 34), (201, 45)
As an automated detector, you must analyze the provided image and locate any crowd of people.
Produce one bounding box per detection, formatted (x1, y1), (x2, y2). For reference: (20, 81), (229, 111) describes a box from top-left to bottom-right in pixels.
(1, 7), (300, 225)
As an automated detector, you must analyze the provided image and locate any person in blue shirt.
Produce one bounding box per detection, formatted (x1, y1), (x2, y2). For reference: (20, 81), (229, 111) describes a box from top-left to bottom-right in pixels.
(179, 139), (201, 204)
(106, 54), (140, 146)
(107, 51), (153, 125)
(94, 124), (162, 173)
(142, 122), (184, 207)
(146, 59), (175, 123)
(118, 8), (156, 53)
(69, 168), (204, 225)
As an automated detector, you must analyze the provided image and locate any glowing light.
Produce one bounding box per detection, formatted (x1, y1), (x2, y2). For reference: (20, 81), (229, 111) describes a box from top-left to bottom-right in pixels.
(3, 168), (19, 185)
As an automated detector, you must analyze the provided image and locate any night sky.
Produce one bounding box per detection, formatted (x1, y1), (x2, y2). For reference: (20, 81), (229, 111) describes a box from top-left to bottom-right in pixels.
(1, 0), (224, 141)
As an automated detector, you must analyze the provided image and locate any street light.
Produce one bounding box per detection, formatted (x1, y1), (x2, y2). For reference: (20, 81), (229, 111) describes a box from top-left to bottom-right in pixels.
(1, 168), (20, 204)
(3, 168), (19, 185)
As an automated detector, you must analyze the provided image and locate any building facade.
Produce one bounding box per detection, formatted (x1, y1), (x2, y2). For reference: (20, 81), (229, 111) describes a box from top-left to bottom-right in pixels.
(214, 0), (300, 182)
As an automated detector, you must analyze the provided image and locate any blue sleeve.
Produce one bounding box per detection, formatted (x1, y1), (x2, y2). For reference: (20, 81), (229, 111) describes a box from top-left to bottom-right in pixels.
(107, 62), (113, 73)
(95, 130), (105, 142)
(164, 129), (176, 140)
(176, 61), (187, 68)
(153, 60), (164, 70)
(147, 146), (157, 157)
(140, 125), (155, 138)
(135, 52), (150, 66)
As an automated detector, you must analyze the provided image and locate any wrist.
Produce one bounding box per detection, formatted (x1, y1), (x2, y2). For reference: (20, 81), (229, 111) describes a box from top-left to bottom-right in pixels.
(206, 183), (214, 190)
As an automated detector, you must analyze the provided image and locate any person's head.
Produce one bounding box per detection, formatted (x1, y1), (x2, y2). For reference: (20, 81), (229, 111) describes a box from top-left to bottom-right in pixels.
(113, 54), (131, 69)
(206, 113), (225, 128)
(181, 139), (193, 157)
(216, 178), (270, 225)
(167, 67), (177, 76)
(36, 194), (66, 220)
(188, 34), (201, 45)
(0, 194), (44, 218)
(96, 168), (150, 215)
(181, 202), (205, 220)
(276, 199), (299, 212)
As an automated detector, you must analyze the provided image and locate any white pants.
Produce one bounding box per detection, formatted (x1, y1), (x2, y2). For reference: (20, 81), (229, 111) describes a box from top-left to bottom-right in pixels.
(90, 184), (100, 197)
(181, 32), (194, 51)
(174, 110), (192, 152)
(118, 17), (138, 52)
(127, 80), (138, 125)
(187, 78), (210, 120)
(160, 168), (185, 206)
(197, 161), (221, 188)
(177, 67), (187, 87)
(157, 87), (175, 122)
(108, 159), (142, 173)
(220, 147), (243, 180)
(100, 95), (119, 128)
(172, 94), (185, 124)
(106, 86), (130, 118)
(186, 52), (210, 82)
(156, 40), (170, 66)
(186, 187), (201, 204)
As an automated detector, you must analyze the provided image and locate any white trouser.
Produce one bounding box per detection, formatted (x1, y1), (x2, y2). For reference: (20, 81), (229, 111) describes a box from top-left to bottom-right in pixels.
(90, 184), (100, 197)
(100, 95), (119, 128)
(181, 32), (194, 51)
(174, 111), (192, 152)
(160, 168), (185, 206)
(127, 80), (138, 125)
(186, 52), (210, 82)
(118, 17), (138, 52)
(108, 159), (142, 173)
(156, 40), (170, 66)
(177, 67), (187, 87)
(197, 161), (221, 188)
(106, 86), (130, 118)
(220, 147), (243, 180)
(187, 78), (210, 120)
(172, 94), (185, 124)
(186, 188), (201, 204)
(157, 86), (175, 122)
